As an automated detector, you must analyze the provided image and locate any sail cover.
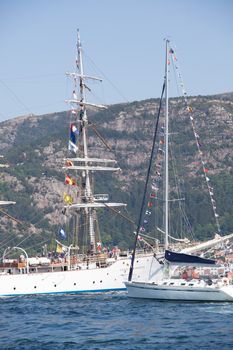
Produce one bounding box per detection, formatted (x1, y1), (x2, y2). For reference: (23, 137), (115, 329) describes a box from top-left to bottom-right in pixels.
(165, 250), (216, 266)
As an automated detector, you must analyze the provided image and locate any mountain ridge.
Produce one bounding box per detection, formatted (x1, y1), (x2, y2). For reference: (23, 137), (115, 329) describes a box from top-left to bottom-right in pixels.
(0, 92), (232, 253)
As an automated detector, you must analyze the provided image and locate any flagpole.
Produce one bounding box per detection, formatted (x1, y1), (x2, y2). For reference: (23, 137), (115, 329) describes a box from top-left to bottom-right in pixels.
(164, 39), (169, 250)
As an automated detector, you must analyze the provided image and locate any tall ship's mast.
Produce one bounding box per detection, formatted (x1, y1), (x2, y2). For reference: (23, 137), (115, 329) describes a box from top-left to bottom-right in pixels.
(64, 30), (126, 254)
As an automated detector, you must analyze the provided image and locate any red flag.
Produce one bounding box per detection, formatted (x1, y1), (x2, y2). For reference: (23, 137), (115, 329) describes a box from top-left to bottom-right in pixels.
(204, 168), (209, 173)
(65, 174), (76, 186)
(148, 201), (153, 208)
(65, 160), (74, 167)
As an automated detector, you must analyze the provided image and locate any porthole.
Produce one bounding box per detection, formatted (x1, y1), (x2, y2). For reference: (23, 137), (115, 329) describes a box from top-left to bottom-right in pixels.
(34, 286), (37, 289)
(13, 287), (16, 290)
(100, 280), (102, 283)
(93, 281), (95, 284)
(74, 283), (76, 286)
(54, 284), (57, 287)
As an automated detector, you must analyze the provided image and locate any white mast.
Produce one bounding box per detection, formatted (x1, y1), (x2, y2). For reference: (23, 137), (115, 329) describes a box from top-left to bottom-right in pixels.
(164, 39), (169, 250)
(65, 30), (125, 254)
(76, 29), (96, 252)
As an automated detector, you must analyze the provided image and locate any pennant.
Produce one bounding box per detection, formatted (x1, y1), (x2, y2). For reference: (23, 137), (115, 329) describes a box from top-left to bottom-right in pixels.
(169, 48), (174, 54)
(140, 226), (145, 232)
(145, 210), (151, 215)
(151, 184), (158, 191)
(97, 242), (102, 252)
(204, 168), (209, 173)
(143, 219), (148, 224)
(68, 140), (78, 153)
(70, 123), (79, 144)
(56, 243), (63, 254)
(57, 227), (67, 240)
(73, 90), (77, 99)
(65, 160), (74, 167)
(187, 106), (193, 112)
(63, 192), (73, 205)
(206, 177), (210, 182)
(147, 202), (153, 208)
(215, 213), (219, 218)
(137, 235), (143, 241)
(65, 175), (76, 186)
(71, 109), (77, 115)
(56, 240), (68, 253)
(150, 193), (156, 198)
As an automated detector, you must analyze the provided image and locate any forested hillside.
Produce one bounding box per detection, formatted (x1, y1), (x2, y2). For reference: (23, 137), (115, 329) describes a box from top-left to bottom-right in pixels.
(0, 92), (233, 254)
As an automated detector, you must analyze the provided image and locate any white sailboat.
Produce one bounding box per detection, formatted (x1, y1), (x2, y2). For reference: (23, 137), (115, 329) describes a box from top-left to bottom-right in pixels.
(0, 31), (160, 297)
(125, 40), (233, 302)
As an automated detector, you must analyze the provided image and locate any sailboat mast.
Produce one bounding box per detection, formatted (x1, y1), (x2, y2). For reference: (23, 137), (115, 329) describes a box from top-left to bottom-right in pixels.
(164, 39), (169, 250)
(76, 30), (96, 253)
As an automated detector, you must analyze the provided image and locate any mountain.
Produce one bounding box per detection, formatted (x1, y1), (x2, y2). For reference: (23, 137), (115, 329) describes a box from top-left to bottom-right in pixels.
(0, 92), (233, 254)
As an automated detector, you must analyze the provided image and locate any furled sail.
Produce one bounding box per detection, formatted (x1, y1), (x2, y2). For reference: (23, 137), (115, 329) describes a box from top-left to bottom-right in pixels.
(165, 250), (216, 266)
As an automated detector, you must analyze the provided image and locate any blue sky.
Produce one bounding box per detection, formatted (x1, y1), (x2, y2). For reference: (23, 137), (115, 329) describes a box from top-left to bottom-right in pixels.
(0, 0), (232, 121)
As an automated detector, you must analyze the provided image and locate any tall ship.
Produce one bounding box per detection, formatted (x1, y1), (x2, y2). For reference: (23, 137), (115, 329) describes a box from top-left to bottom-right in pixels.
(0, 31), (159, 297)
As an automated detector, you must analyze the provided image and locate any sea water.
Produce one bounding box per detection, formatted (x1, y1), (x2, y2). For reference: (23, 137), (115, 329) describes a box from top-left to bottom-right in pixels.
(0, 292), (233, 350)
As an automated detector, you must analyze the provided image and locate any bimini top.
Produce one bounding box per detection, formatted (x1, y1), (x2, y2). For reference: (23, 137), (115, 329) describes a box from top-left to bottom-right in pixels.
(165, 249), (216, 266)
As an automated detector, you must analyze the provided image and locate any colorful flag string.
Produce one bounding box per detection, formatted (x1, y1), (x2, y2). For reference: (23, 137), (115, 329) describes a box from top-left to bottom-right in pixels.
(169, 45), (221, 234)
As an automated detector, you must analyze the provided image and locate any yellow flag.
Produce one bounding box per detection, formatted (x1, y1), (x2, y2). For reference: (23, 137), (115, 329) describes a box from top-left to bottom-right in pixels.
(56, 243), (63, 253)
(63, 192), (73, 205)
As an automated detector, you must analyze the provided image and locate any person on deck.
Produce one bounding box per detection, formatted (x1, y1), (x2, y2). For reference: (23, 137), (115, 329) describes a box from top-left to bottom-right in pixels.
(181, 270), (188, 280)
(192, 268), (200, 279)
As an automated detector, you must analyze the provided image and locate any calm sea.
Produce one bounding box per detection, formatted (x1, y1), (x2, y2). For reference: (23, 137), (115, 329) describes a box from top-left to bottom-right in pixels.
(0, 292), (233, 350)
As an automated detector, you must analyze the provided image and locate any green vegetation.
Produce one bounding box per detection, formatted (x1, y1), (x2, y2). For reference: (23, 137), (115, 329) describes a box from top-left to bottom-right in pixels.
(0, 93), (233, 254)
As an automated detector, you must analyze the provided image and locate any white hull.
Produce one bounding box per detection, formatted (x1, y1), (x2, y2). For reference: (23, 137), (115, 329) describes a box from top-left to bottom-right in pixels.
(125, 280), (233, 302)
(0, 254), (162, 297)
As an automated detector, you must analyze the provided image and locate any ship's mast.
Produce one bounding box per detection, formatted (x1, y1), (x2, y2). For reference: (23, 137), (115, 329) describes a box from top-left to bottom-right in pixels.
(65, 30), (126, 254)
(76, 30), (95, 252)
(164, 39), (169, 250)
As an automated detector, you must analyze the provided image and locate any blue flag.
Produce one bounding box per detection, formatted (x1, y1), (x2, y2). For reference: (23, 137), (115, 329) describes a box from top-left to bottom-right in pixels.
(70, 123), (79, 144)
(58, 227), (67, 240)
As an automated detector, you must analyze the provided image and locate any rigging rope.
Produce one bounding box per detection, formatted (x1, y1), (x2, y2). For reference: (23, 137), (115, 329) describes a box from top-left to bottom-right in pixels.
(169, 45), (221, 234)
(128, 81), (165, 281)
